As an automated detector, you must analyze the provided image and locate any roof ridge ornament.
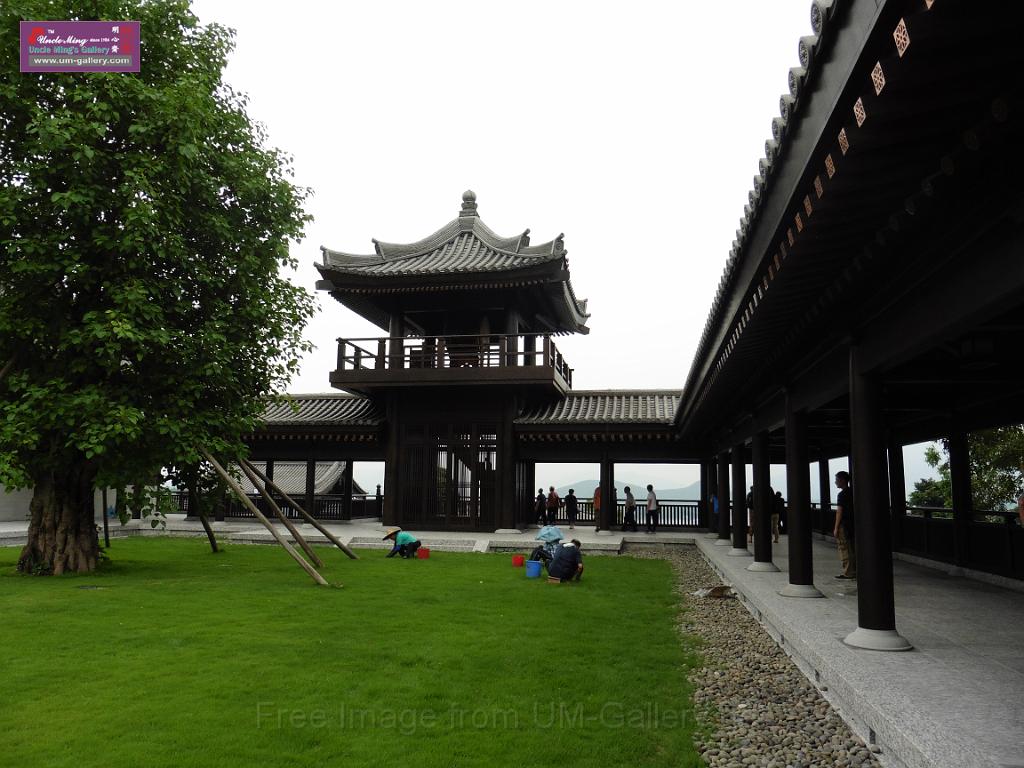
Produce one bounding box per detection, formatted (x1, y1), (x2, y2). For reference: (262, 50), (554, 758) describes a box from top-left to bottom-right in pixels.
(459, 189), (478, 218)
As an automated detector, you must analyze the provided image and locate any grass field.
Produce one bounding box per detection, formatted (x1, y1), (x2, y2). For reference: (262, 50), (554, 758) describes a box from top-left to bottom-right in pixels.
(0, 538), (702, 767)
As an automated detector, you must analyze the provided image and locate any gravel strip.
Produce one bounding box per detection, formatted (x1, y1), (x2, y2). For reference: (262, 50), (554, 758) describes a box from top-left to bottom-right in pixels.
(626, 544), (882, 768)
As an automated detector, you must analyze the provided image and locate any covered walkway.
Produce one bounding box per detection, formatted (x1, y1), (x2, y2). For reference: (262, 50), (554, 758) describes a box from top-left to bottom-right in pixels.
(699, 534), (1024, 768)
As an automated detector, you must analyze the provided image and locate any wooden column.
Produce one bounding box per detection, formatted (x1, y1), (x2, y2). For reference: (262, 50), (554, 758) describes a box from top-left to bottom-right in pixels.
(598, 458), (615, 533)
(524, 461), (536, 526)
(304, 460), (316, 521)
(949, 424), (972, 567)
(388, 314), (405, 370)
(782, 401), (821, 596)
(818, 459), (832, 534)
(715, 452), (731, 544)
(749, 430), (778, 571)
(887, 438), (906, 550)
(340, 460), (353, 521)
(729, 444), (750, 555)
(382, 398), (400, 526)
(845, 346), (912, 651)
(523, 334), (536, 367)
(497, 400), (518, 530)
(504, 312), (519, 366)
(699, 460), (710, 530)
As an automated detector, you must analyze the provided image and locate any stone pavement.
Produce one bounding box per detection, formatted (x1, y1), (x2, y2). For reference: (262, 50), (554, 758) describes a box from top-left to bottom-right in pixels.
(698, 534), (1024, 768)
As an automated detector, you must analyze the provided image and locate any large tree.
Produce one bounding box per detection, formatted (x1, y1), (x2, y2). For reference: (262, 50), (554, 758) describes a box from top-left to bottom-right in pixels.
(908, 426), (1024, 512)
(0, 1), (315, 573)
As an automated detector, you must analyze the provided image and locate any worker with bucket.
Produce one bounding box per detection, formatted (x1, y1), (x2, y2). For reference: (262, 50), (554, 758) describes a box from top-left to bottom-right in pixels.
(383, 527), (422, 559)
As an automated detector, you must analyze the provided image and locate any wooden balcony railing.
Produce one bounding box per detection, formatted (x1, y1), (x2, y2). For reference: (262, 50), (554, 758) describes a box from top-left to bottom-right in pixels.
(334, 332), (573, 389)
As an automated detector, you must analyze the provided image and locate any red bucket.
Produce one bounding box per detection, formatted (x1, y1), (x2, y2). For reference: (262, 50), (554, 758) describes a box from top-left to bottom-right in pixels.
(512, 554), (525, 567)
(416, 547), (430, 559)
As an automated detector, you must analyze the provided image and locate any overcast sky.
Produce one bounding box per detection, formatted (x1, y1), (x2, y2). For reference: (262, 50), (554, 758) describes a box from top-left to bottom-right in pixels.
(189, 0), (939, 495)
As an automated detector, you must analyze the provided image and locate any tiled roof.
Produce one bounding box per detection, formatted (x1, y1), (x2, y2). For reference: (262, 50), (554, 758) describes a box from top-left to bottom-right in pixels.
(323, 231), (562, 276)
(516, 390), (681, 426)
(321, 190), (568, 278)
(236, 461), (365, 496)
(261, 394), (383, 427)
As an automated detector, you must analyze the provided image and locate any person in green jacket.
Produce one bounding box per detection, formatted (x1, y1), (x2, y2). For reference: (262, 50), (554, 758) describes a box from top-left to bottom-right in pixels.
(383, 527), (421, 559)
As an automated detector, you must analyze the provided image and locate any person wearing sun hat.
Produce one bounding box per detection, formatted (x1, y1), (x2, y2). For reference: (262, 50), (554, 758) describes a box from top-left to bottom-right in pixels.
(383, 527), (421, 559)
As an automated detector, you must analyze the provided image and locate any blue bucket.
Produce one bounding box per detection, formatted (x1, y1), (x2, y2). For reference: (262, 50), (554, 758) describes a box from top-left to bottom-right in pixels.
(525, 560), (542, 578)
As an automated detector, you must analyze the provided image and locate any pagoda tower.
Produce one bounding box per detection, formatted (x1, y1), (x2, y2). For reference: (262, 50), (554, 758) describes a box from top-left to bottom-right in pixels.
(315, 191), (590, 530)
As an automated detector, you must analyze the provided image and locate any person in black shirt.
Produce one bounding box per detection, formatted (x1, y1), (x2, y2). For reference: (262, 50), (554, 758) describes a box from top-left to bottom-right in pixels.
(564, 489), (579, 530)
(833, 471), (856, 579)
(534, 488), (546, 526)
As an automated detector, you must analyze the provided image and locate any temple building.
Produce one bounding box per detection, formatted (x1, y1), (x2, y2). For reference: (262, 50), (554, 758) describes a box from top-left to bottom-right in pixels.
(249, 192), (688, 533)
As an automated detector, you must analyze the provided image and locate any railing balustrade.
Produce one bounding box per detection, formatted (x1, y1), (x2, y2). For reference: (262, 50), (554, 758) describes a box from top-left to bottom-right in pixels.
(334, 332), (573, 388)
(533, 499), (701, 529)
(173, 491), (383, 522)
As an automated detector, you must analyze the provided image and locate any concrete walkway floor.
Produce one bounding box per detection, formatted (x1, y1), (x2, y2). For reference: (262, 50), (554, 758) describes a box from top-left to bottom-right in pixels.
(698, 535), (1024, 768)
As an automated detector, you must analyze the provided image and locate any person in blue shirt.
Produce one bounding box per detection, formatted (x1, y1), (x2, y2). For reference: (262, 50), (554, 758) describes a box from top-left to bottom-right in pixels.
(383, 528), (421, 558)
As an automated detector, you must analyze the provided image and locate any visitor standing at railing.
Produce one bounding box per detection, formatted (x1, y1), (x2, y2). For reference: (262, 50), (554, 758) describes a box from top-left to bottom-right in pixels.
(564, 489), (579, 530)
(645, 484), (659, 534)
(593, 486), (601, 529)
(1018, 492), (1024, 527)
(623, 487), (638, 532)
(546, 486), (560, 526)
(534, 488), (546, 526)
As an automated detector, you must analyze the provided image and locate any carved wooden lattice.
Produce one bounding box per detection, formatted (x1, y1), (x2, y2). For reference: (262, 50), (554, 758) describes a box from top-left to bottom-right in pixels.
(894, 18), (910, 57)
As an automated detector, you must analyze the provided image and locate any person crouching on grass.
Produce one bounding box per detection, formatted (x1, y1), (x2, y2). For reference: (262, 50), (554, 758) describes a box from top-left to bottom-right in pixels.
(548, 539), (584, 583)
(383, 527), (421, 559)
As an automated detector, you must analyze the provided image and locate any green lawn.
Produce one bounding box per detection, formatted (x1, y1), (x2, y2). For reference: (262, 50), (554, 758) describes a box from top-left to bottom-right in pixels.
(0, 538), (701, 767)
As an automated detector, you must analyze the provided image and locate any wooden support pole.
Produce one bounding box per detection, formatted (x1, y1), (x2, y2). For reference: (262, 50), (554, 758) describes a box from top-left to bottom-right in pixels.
(241, 459), (359, 560)
(949, 423), (972, 567)
(887, 437), (906, 551)
(729, 444), (750, 555)
(782, 401), (821, 597)
(200, 449), (329, 586)
(845, 346), (910, 650)
(340, 461), (353, 521)
(239, 461), (324, 568)
(749, 430), (779, 571)
(716, 452), (731, 543)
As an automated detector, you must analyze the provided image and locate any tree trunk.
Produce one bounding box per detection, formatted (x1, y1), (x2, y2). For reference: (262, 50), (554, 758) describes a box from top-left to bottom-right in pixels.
(18, 464), (100, 575)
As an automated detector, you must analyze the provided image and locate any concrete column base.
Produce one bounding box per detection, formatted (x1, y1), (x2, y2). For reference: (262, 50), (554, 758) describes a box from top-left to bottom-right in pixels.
(779, 582), (824, 598)
(705, 531), (720, 539)
(727, 547), (752, 557)
(595, 529), (614, 537)
(843, 626), (914, 651)
(713, 537), (733, 546)
(747, 560), (781, 572)
(493, 528), (524, 535)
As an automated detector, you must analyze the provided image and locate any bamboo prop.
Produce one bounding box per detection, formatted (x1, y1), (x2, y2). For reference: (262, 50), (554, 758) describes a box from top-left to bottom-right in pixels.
(200, 449), (328, 586)
(238, 460), (323, 568)
(241, 458), (359, 560)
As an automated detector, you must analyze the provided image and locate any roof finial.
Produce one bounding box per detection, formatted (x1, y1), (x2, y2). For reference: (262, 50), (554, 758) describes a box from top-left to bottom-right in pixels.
(460, 189), (478, 218)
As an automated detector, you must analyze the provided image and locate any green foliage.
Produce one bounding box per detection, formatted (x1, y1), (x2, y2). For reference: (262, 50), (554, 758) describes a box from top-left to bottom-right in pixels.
(910, 426), (1024, 511)
(0, 0), (315, 492)
(0, 540), (702, 767)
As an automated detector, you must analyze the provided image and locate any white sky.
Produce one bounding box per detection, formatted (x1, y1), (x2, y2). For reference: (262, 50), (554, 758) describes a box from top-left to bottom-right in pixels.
(189, 0), (940, 494)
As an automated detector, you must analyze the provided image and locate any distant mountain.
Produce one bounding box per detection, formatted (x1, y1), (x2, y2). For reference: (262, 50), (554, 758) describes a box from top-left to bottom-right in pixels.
(552, 480), (700, 500)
